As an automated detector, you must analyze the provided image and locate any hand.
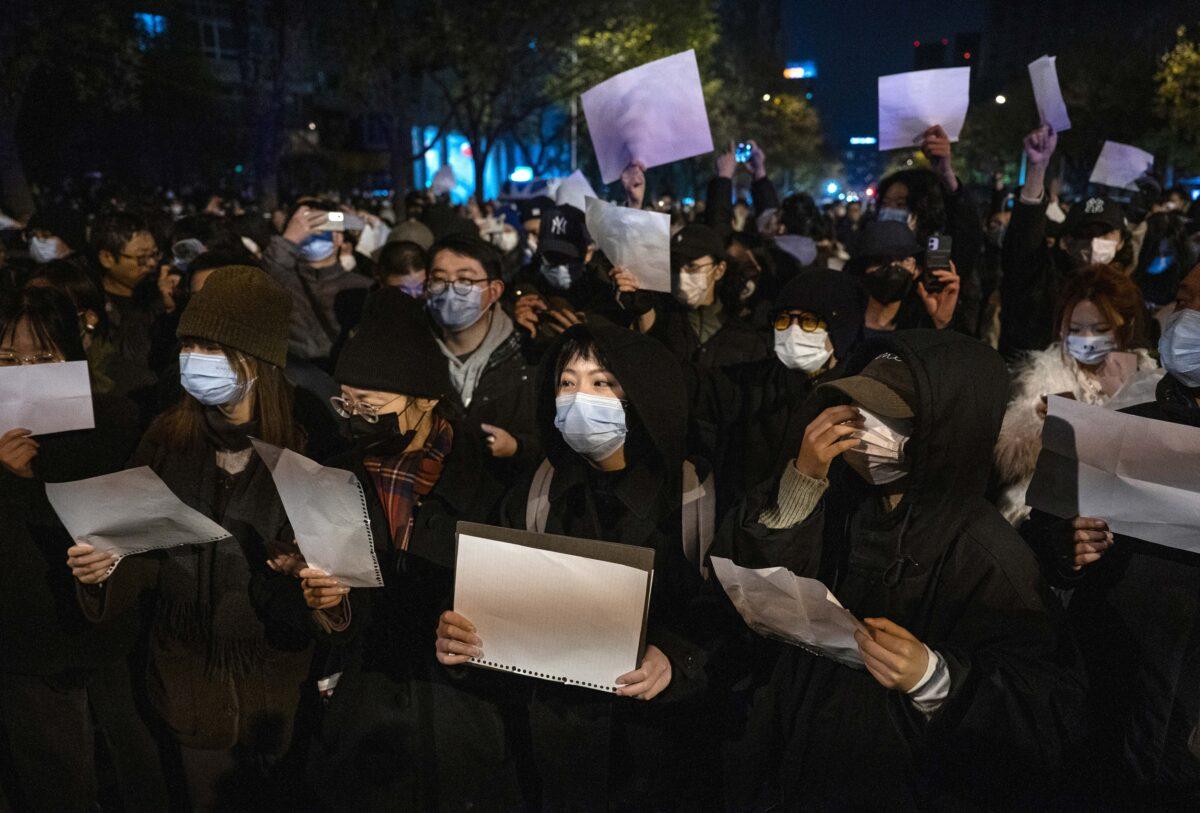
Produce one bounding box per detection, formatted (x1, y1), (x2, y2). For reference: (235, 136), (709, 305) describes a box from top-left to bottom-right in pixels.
(920, 125), (957, 190)
(0, 428), (37, 478)
(615, 644), (672, 700)
(1023, 124), (1057, 166)
(299, 567), (349, 610)
(609, 265), (642, 294)
(747, 140), (767, 180)
(435, 610), (482, 666)
(540, 307), (584, 339)
(282, 205), (329, 246)
(917, 261), (961, 329)
(481, 423), (518, 458)
(855, 617), (930, 693)
(715, 143), (737, 180)
(67, 542), (117, 585)
(621, 161), (646, 208)
(514, 293), (548, 337)
(266, 538), (307, 578)
(1063, 516), (1113, 571)
(794, 405), (863, 481)
(157, 265), (182, 313)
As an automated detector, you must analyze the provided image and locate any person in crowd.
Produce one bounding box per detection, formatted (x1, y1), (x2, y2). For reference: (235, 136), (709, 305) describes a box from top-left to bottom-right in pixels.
(836, 198), (864, 247)
(265, 199), (373, 403)
(25, 208), (87, 265)
(382, 214), (435, 257)
(1000, 125), (1133, 359)
(1134, 198), (1197, 316)
(994, 265), (1160, 525)
(0, 285), (168, 812)
(66, 266), (315, 811)
(425, 235), (540, 477)
(845, 219), (961, 337)
(723, 230), (779, 327)
(875, 124), (984, 335)
(719, 330), (1085, 807)
(295, 289), (517, 810)
(1020, 262), (1200, 805)
(374, 239), (428, 296)
(434, 317), (723, 809)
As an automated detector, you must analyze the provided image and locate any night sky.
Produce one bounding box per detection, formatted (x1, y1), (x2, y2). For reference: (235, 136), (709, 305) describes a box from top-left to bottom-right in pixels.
(782, 0), (987, 147)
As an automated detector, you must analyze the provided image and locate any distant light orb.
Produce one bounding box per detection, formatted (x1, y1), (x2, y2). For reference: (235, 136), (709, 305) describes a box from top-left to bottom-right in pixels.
(995, 94), (1007, 105)
(509, 166), (533, 183)
(307, 121), (317, 130)
(762, 93), (771, 102)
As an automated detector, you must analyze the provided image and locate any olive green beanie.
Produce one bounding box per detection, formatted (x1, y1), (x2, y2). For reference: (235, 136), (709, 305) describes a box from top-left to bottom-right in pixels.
(177, 265), (291, 367)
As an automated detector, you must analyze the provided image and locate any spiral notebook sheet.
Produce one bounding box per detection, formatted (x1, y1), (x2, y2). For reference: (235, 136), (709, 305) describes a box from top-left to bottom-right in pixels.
(45, 466), (232, 576)
(453, 522), (654, 693)
(251, 439), (383, 589)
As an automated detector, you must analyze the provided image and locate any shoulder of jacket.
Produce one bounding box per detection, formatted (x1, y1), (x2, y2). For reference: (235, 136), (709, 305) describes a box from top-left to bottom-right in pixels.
(952, 507), (1046, 606)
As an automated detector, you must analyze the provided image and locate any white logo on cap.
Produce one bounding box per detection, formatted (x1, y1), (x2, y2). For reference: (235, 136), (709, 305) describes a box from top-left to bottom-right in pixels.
(550, 216), (567, 235)
(1085, 197), (1105, 214)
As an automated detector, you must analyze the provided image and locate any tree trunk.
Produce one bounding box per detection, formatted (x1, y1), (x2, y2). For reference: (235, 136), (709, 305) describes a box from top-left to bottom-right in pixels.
(389, 111), (415, 199)
(472, 138), (490, 205)
(0, 110), (34, 220)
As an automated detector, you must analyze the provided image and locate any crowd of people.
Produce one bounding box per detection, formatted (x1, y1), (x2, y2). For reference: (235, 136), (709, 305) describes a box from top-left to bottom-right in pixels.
(2, 121), (1200, 811)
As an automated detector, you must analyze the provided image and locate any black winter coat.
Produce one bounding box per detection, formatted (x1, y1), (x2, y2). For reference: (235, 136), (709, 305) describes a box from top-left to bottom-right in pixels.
(999, 197), (1074, 359)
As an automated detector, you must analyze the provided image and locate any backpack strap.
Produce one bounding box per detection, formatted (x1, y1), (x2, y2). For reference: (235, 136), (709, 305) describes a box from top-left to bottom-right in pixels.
(525, 459), (555, 533)
(682, 460), (717, 578)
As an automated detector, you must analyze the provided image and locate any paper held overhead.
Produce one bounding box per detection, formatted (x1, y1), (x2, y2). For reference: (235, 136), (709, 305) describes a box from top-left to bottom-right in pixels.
(45, 467), (233, 577)
(553, 170), (598, 213)
(1027, 55), (1071, 132)
(0, 360), (94, 436)
(584, 197), (671, 293)
(1026, 396), (1200, 554)
(1089, 140), (1154, 191)
(581, 49), (714, 184)
(876, 67), (970, 151)
(251, 439), (383, 589)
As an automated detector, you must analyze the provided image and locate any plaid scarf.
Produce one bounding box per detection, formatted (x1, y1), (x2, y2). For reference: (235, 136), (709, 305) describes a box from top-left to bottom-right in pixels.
(363, 414), (454, 551)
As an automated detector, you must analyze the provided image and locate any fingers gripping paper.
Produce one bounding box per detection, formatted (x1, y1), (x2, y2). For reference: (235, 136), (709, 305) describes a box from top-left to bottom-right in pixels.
(453, 522), (654, 693)
(584, 197), (671, 293)
(711, 557), (865, 669)
(251, 440), (382, 589)
(581, 50), (714, 184)
(877, 67), (971, 151)
(1089, 141), (1154, 191)
(1026, 396), (1200, 553)
(0, 360), (94, 436)
(45, 467), (232, 576)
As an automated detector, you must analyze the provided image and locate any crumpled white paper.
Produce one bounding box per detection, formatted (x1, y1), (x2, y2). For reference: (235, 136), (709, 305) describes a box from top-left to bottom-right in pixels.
(584, 197), (671, 293)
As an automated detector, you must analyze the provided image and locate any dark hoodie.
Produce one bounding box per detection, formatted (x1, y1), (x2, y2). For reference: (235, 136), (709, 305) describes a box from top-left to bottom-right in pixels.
(721, 329), (1085, 808)
(496, 316), (724, 809)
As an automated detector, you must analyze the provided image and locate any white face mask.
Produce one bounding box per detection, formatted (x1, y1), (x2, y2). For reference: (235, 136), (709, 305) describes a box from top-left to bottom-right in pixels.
(1065, 333), (1117, 365)
(339, 252), (358, 272)
(29, 236), (66, 264)
(774, 326), (832, 373)
(675, 269), (710, 308)
(1090, 237), (1119, 265)
(1159, 308), (1200, 388)
(495, 228), (519, 253)
(842, 408), (911, 485)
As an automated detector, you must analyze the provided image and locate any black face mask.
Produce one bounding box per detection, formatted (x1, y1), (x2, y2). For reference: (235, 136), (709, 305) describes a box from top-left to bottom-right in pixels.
(345, 410), (425, 455)
(864, 263), (914, 305)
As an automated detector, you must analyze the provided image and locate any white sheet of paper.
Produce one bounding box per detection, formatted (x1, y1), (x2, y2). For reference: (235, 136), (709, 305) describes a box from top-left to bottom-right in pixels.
(1028, 55), (1071, 132)
(711, 557), (865, 669)
(356, 219), (390, 257)
(877, 67), (971, 151)
(553, 169), (598, 213)
(1026, 396), (1200, 553)
(454, 532), (651, 692)
(581, 49), (714, 184)
(0, 361), (94, 436)
(45, 466), (232, 575)
(251, 440), (383, 588)
(1089, 141), (1154, 191)
(584, 197), (671, 293)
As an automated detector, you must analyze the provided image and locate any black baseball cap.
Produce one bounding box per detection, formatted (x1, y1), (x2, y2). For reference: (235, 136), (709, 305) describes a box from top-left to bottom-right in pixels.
(670, 224), (726, 268)
(818, 353), (915, 418)
(1064, 196), (1125, 236)
(539, 205), (588, 262)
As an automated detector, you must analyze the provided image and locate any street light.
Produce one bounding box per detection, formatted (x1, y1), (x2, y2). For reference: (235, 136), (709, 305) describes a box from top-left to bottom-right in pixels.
(994, 95), (1007, 105)
(762, 93), (771, 102)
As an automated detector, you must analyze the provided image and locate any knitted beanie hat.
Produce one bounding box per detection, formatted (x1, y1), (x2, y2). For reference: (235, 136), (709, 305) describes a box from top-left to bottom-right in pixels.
(177, 265), (291, 367)
(335, 287), (452, 398)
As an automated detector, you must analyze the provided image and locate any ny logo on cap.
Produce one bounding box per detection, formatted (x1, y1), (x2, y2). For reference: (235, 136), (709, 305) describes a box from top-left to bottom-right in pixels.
(1085, 197), (1105, 214)
(550, 216), (567, 235)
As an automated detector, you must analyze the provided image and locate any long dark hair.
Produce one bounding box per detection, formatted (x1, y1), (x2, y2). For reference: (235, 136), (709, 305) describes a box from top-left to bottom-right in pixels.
(153, 337), (304, 452)
(0, 285), (86, 361)
(26, 259), (110, 339)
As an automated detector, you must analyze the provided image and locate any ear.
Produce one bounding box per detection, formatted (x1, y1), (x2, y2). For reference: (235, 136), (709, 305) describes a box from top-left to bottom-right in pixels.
(415, 397), (439, 413)
(712, 261), (727, 282)
(98, 249), (117, 271)
(486, 278), (505, 306)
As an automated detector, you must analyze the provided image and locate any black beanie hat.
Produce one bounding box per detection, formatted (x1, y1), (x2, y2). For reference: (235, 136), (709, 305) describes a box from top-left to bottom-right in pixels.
(670, 223), (726, 268)
(334, 288), (452, 398)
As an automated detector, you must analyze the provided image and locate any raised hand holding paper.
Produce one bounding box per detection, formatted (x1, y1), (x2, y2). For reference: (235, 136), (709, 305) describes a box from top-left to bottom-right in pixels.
(581, 50), (714, 184)
(877, 67), (970, 151)
(0, 360), (94, 436)
(46, 467), (232, 576)
(1089, 140), (1154, 191)
(1027, 55), (1071, 132)
(584, 197), (671, 293)
(251, 439), (383, 588)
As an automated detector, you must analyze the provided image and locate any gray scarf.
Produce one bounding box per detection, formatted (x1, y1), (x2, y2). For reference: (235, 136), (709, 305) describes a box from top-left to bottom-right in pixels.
(436, 308), (514, 407)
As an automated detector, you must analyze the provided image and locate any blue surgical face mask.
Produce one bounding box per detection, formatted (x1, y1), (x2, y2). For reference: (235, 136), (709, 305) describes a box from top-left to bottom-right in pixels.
(554, 392), (627, 462)
(29, 236), (65, 264)
(179, 351), (253, 406)
(299, 234), (336, 263)
(1146, 254), (1175, 276)
(1065, 332), (1117, 365)
(877, 207), (910, 224)
(396, 279), (425, 299)
(540, 261), (576, 290)
(1159, 308), (1200, 388)
(426, 285), (485, 331)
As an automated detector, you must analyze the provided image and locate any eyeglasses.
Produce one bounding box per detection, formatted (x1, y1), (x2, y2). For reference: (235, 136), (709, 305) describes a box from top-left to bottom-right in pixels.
(773, 313), (827, 333)
(121, 250), (162, 267)
(425, 278), (487, 295)
(679, 260), (715, 275)
(329, 394), (403, 423)
(0, 351), (59, 366)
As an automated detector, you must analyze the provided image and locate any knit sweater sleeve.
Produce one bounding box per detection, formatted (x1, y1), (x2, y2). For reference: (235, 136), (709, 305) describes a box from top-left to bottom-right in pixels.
(758, 463), (828, 529)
